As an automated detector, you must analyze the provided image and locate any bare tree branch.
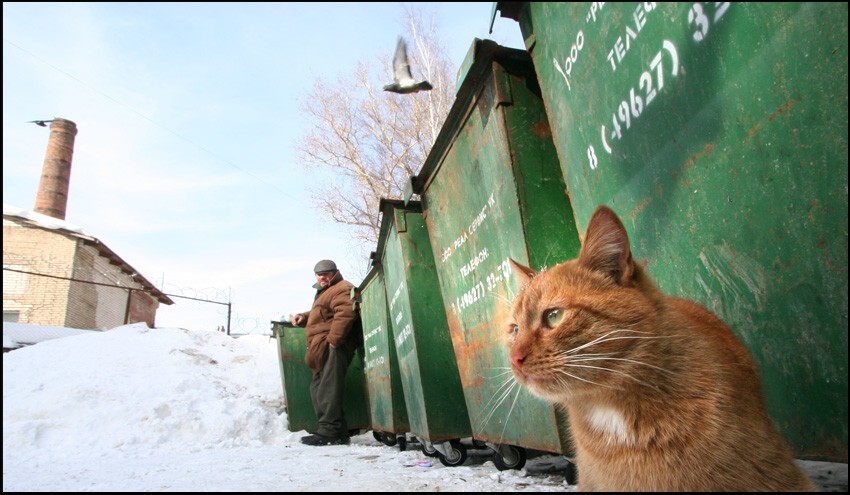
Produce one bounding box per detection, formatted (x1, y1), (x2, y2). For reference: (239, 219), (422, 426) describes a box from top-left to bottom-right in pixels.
(295, 6), (456, 263)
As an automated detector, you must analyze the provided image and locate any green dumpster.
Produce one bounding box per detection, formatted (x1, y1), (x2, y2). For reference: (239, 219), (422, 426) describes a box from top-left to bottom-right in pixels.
(376, 198), (473, 466)
(407, 39), (581, 468)
(494, 2), (848, 462)
(271, 320), (371, 434)
(353, 265), (411, 448)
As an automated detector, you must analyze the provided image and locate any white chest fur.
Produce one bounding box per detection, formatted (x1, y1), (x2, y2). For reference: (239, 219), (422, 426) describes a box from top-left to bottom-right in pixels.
(586, 406), (633, 445)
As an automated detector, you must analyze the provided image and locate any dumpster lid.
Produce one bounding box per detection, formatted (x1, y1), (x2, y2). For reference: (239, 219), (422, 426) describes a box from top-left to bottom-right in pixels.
(370, 198), (423, 271)
(409, 39), (532, 196)
(358, 198), (422, 292)
(489, 2), (525, 32)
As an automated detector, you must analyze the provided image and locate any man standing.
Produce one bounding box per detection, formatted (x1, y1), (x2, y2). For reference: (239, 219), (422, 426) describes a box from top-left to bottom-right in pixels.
(291, 259), (359, 446)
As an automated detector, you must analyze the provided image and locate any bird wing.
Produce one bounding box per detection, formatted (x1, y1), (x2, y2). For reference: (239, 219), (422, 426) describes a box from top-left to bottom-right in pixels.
(392, 37), (415, 84)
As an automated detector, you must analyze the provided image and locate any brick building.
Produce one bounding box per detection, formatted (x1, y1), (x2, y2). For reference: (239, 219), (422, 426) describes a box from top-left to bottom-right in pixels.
(3, 205), (173, 329)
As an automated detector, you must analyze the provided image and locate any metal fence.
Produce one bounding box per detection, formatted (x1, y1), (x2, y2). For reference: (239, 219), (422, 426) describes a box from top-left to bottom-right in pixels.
(154, 290), (232, 334)
(3, 267), (236, 334)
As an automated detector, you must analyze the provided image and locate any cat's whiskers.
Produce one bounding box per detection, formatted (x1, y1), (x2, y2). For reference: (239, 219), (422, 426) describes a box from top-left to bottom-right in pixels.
(560, 362), (656, 388)
(497, 379), (523, 447)
(564, 328), (649, 354)
(565, 329), (675, 355)
(474, 371), (521, 435)
(489, 291), (515, 308)
(563, 354), (677, 377)
(483, 367), (516, 379)
(558, 351), (618, 359)
(548, 368), (614, 389)
(541, 249), (556, 270)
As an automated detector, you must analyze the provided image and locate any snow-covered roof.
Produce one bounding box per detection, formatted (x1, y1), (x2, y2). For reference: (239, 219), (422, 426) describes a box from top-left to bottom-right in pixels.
(3, 204), (173, 305)
(3, 203), (90, 236)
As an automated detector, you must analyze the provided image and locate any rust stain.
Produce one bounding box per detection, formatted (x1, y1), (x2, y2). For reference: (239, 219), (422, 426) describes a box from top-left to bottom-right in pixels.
(747, 123), (762, 139)
(825, 258), (847, 274)
(768, 99), (798, 122)
(681, 143), (715, 172)
(629, 196), (653, 220)
(445, 313), (477, 384)
(452, 317), (509, 391)
(531, 120), (551, 139)
(673, 143), (714, 180)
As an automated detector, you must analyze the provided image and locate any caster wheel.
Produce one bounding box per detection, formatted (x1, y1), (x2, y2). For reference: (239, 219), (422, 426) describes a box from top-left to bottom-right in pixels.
(421, 442), (439, 458)
(492, 445), (527, 471)
(380, 431), (397, 447)
(437, 440), (468, 467)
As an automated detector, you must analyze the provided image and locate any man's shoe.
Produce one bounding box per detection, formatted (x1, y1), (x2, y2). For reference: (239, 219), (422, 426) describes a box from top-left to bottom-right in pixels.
(300, 433), (350, 446)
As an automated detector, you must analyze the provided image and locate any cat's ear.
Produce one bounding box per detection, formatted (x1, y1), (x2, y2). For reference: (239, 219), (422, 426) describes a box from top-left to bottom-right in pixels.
(579, 206), (635, 285)
(509, 258), (537, 288)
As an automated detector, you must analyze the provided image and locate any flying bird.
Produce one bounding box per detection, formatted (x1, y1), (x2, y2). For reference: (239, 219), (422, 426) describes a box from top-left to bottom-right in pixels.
(27, 120), (53, 127)
(383, 37), (432, 94)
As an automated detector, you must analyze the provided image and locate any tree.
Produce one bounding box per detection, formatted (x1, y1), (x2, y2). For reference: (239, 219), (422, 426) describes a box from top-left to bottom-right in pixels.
(295, 6), (456, 258)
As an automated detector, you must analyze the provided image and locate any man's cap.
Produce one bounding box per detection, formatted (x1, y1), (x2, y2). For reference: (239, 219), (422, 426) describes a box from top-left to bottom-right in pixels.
(314, 259), (338, 273)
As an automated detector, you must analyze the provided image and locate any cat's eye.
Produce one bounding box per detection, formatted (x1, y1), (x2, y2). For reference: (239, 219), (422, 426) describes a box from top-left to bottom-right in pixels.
(507, 324), (519, 337)
(544, 308), (564, 328)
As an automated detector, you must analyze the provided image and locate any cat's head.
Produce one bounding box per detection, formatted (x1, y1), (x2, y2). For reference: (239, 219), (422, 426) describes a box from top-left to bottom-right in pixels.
(506, 205), (661, 402)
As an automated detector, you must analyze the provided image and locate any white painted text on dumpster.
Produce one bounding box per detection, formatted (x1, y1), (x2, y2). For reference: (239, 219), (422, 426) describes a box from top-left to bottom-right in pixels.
(460, 247), (489, 280)
(582, 2), (730, 170)
(364, 324), (386, 371)
(388, 279), (415, 359)
(450, 257), (513, 316)
(389, 280), (404, 311)
(439, 193), (496, 264)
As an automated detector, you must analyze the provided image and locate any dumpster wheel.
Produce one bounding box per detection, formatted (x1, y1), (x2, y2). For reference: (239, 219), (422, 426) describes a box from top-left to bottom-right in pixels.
(492, 445), (527, 471)
(421, 442), (439, 458)
(397, 435), (407, 452)
(437, 440), (467, 467)
(380, 432), (398, 447)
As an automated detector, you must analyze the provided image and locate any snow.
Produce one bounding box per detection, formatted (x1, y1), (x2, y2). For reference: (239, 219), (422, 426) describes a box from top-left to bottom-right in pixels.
(3, 322), (92, 350)
(2, 324), (574, 491)
(3, 324), (845, 492)
(3, 204), (89, 236)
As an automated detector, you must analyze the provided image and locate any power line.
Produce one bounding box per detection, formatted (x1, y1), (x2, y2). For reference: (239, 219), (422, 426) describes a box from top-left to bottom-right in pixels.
(3, 267), (227, 306)
(3, 37), (296, 201)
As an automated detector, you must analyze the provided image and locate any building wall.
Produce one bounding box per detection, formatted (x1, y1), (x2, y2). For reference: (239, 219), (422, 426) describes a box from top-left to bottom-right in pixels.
(128, 290), (159, 328)
(3, 219), (75, 325)
(69, 243), (158, 329)
(68, 243), (124, 329)
(3, 219), (160, 329)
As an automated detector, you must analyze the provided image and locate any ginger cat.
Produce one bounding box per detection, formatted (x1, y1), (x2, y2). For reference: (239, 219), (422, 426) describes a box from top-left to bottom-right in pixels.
(507, 205), (816, 491)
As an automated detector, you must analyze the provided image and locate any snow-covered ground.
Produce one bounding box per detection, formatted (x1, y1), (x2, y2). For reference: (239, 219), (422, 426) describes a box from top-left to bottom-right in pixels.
(3, 323), (846, 491)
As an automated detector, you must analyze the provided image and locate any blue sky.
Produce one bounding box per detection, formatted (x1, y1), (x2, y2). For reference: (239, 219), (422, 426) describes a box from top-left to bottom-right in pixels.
(2, 2), (525, 333)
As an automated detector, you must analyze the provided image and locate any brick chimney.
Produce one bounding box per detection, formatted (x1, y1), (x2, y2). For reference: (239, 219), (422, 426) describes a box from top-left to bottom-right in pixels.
(34, 118), (77, 220)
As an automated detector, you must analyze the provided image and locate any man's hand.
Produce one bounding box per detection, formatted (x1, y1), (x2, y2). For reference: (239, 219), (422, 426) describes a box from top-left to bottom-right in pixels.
(292, 314), (305, 326)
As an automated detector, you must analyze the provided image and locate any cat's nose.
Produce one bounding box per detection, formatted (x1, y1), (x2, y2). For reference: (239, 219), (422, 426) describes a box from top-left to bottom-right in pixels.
(510, 352), (525, 368)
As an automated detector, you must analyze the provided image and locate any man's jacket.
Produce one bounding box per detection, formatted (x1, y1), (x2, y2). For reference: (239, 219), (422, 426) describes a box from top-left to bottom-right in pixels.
(295, 271), (358, 372)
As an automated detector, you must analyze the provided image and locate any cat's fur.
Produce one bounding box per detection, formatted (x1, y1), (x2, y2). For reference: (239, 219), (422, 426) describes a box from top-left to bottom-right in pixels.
(507, 205), (815, 492)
